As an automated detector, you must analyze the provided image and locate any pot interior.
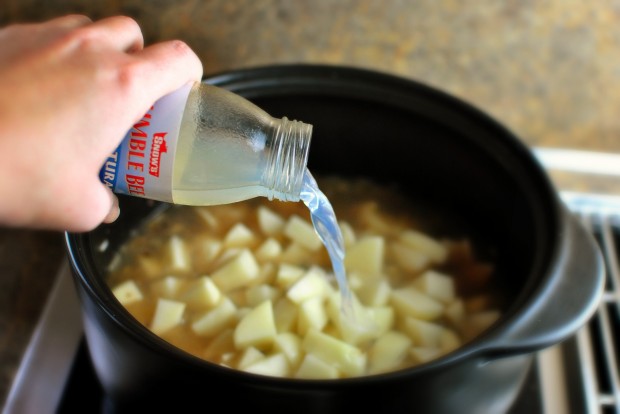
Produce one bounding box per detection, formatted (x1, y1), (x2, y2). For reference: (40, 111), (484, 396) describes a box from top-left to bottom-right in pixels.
(71, 64), (561, 357)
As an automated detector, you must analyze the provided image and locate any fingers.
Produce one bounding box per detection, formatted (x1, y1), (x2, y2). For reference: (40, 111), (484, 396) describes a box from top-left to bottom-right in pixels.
(50, 15), (145, 54)
(132, 39), (204, 97)
(103, 192), (120, 224)
(83, 15), (144, 53)
(44, 14), (93, 31)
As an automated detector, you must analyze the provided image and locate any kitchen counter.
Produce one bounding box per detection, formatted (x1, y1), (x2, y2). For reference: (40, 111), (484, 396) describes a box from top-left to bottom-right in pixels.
(1, 0), (619, 409)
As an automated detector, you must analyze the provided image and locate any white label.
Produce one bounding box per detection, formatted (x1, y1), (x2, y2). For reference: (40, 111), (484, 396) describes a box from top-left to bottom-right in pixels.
(100, 83), (193, 202)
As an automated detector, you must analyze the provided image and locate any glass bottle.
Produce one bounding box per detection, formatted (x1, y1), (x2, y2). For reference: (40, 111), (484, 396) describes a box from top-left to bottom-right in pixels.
(100, 82), (313, 205)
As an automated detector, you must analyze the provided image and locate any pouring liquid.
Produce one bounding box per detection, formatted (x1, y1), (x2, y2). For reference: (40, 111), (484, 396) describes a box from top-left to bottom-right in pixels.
(300, 170), (354, 317)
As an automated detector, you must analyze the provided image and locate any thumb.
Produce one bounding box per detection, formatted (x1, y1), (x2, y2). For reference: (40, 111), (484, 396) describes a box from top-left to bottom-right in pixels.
(102, 191), (120, 224)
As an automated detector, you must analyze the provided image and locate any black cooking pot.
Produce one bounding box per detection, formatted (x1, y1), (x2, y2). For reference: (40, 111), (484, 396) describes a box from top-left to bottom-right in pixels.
(65, 64), (604, 414)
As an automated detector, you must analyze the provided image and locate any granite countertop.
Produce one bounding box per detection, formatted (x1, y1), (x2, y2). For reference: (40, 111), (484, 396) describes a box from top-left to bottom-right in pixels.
(1, 0), (619, 408)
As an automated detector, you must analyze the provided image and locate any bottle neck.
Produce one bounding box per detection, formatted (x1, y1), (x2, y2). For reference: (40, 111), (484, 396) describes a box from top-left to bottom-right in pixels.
(264, 117), (313, 202)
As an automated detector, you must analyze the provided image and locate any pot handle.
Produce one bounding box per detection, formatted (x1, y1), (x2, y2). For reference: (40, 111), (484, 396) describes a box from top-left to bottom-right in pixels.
(480, 206), (605, 357)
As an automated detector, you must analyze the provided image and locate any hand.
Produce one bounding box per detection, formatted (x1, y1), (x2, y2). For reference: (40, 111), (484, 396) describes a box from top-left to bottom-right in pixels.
(0, 15), (203, 232)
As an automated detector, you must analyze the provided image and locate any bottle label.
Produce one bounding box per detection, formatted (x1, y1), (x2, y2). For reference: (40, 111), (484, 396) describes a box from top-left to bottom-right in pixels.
(100, 83), (193, 203)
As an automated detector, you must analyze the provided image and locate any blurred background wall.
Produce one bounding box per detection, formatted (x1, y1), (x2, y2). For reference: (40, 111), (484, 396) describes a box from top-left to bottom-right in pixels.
(2, 0), (619, 152)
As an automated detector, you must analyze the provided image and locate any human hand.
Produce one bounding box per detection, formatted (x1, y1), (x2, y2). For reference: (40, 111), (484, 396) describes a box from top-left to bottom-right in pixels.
(0, 14), (203, 232)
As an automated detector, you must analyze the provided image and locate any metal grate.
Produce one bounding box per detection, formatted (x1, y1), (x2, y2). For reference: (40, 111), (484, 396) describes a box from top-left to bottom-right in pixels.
(559, 195), (620, 414)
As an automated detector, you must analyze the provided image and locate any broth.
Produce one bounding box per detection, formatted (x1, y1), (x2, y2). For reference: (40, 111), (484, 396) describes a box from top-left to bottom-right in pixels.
(106, 177), (500, 378)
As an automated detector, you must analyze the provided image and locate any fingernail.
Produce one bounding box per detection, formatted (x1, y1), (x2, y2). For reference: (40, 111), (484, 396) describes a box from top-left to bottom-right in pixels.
(103, 195), (120, 223)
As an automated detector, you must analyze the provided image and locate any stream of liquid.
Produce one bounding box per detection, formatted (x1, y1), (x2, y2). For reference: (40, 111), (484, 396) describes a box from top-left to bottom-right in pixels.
(300, 170), (354, 316)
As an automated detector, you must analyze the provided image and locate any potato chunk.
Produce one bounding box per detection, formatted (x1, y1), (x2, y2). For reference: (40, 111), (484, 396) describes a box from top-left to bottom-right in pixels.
(211, 249), (259, 292)
(182, 276), (221, 310)
(224, 223), (256, 248)
(403, 317), (444, 347)
(286, 267), (328, 304)
(257, 206), (285, 236)
(413, 270), (455, 304)
(344, 236), (384, 276)
(273, 332), (303, 367)
(243, 353), (289, 377)
(368, 331), (412, 374)
(237, 347), (265, 369)
(191, 298), (237, 337)
(297, 297), (328, 335)
(295, 354), (340, 379)
(234, 300), (277, 350)
(152, 276), (187, 299)
(167, 236), (191, 272)
(150, 299), (186, 335)
(112, 280), (143, 305)
(390, 286), (443, 321)
(284, 215), (322, 251)
(400, 230), (447, 264)
(302, 329), (366, 377)
(254, 238), (282, 262)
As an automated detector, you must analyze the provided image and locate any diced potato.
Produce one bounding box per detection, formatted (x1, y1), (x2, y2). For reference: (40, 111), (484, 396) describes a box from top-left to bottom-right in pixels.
(275, 263), (305, 289)
(234, 300), (277, 350)
(203, 329), (235, 360)
(273, 297), (298, 333)
(439, 329), (461, 354)
(390, 286), (443, 320)
(279, 243), (313, 265)
(211, 249), (259, 292)
(286, 267), (328, 304)
(368, 331), (412, 374)
(210, 247), (242, 270)
(257, 206), (285, 236)
(224, 223), (256, 248)
(273, 332), (303, 367)
(167, 236), (191, 272)
(402, 317), (444, 347)
(150, 298), (186, 335)
(191, 298), (237, 337)
(242, 353), (289, 377)
(297, 297), (328, 335)
(193, 237), (222, 270)
(245, 284), (281, 307)
(302, 329), (366, 377)
(413, 270), (455, 304)
(326, 293), (379, 346)
(344, 236), (384, 276)
(366, 306), (395, 336)
(357, 202), (393, 235)
(295, 354), (340, 379)
(356, 277), (392, 306)
(255, 238), (282, 262)
(339, 221), (357, 247)
(284, 215), (322, 251)
(182, 276), (221, 310)
(151, 276), (187, 299)
(390, 242), (431, 273)
(348, 272), (364, 291)
(410, 347), (442, 364)
(112, 280), (143, 305)
(237, 346), (265, 369)
(194, 207), (218, 229)
(400, 230), (447, 264)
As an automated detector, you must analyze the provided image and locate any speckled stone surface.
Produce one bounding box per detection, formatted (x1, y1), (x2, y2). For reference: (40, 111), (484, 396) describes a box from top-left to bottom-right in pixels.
(1, 0), (619, 408)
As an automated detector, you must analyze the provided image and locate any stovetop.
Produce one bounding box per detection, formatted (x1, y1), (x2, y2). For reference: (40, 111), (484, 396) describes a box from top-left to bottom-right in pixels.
(3, 148), (620, 414)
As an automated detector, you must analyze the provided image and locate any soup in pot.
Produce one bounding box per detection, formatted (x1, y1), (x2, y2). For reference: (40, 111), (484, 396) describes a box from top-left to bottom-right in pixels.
(106, 177), (501, 379)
